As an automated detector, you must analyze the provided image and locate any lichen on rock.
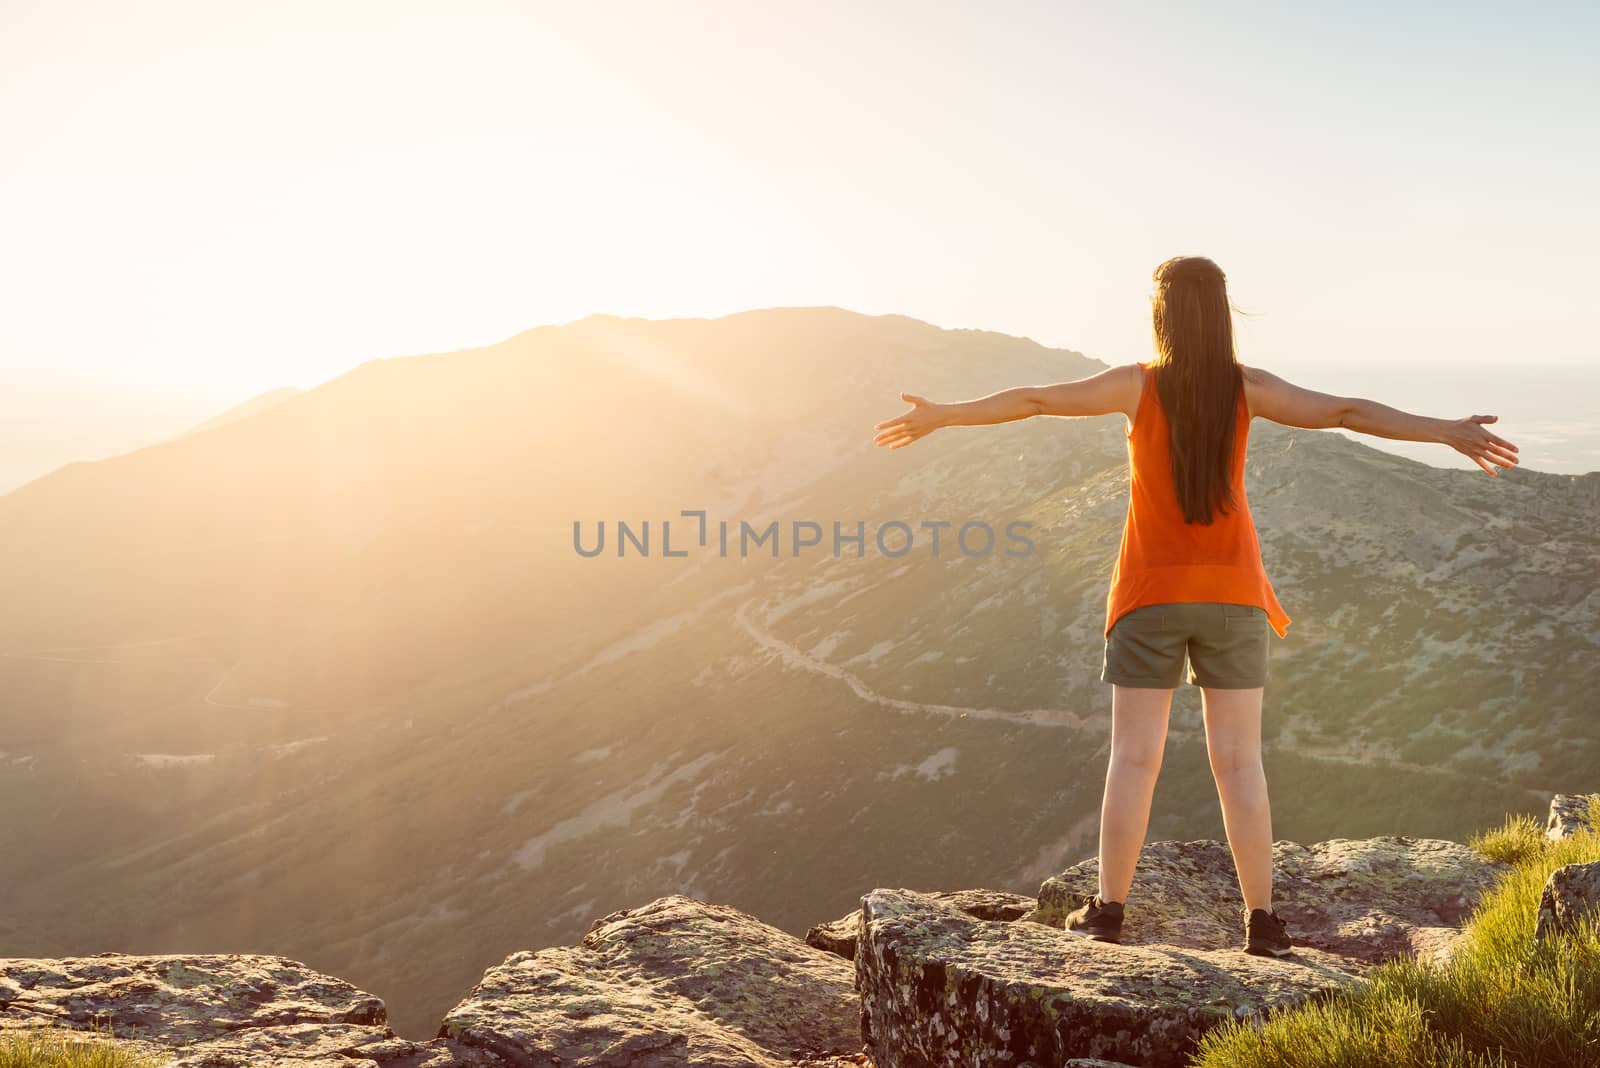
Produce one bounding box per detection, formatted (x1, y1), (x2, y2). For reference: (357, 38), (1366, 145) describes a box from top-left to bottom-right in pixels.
(0, 953), (499, 1066)
(808, 889), (1036, 962)
(855, 835), (1511, 1067)
(438, 895), (861, 1067)
(1546, 792), (1600, 842)
(1535, 859), (1600, 942)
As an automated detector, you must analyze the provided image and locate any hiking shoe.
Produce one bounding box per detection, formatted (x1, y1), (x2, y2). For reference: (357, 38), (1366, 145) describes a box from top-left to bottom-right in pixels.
(1063, 891), (1124, 943)
(1244, 906), (1294, 957)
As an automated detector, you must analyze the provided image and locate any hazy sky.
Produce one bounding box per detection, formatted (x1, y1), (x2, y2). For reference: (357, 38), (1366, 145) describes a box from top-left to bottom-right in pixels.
(3, 1), (1596, 395)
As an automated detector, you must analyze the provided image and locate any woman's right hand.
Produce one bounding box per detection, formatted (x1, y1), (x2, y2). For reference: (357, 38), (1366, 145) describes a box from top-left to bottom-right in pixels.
(1440, 415), (1519, 476)
(873, 393), (946, 449)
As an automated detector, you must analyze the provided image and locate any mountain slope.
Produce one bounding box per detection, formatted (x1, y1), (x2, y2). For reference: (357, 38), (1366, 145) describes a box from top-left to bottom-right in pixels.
(177, 386), (303, 438)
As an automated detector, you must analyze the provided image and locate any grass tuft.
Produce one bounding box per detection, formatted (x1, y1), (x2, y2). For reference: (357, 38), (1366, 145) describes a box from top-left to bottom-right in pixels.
(1467, 811), (1545, 866)
(1188, 802), (1600, 1067)
(0, 1024), (166, 1068)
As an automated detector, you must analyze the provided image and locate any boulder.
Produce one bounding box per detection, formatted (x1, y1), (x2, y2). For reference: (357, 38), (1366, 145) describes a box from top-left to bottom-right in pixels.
(857, 886), (1360, 1068)
(0, 953), (499, 1066)
(438, 895), (862, 1067)
(1535, 860), (1600, 942)
(857, 836), (1510, 1068)
(807, 889), (1036, 961)
(1545, 793), (1599, 841)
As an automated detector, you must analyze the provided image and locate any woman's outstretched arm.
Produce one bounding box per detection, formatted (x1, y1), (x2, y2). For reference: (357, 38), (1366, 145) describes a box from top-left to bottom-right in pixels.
(1242, 365), (1520, 477)
(873, 364), (1140, 450)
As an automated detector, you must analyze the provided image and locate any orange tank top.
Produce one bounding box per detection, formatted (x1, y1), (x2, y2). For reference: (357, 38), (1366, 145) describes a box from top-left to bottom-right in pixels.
(1104, 360), (1291, 640)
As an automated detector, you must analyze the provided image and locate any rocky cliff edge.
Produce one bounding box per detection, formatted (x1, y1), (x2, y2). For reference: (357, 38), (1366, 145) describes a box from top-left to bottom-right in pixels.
(4, 793), (1597, 1068)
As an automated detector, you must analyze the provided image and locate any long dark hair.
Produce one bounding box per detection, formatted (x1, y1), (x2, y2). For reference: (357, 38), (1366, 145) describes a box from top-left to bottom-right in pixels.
(1149, 255), (1244, 525)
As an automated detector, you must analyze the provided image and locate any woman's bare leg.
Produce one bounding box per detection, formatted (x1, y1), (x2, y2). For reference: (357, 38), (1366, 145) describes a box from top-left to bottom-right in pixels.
(1201, 685), (1274, 913)
(1098, 684), (1174, 903)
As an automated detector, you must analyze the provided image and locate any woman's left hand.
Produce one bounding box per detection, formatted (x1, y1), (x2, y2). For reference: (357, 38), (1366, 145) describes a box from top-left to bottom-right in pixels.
(873, 393), (945, 449)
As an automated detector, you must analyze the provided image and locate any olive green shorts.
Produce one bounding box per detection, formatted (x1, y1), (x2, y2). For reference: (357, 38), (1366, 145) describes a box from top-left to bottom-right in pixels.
(1101, 602), (1270, 689)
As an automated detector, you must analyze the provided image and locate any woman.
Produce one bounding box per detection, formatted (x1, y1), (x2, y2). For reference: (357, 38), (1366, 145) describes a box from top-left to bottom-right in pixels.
(870, 254), (1519, 957)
